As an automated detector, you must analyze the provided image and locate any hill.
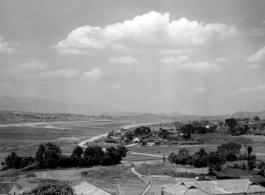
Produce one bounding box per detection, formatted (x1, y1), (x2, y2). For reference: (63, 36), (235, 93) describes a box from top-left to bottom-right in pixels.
(231, 111), (265, 119)
(102, 111), (181, 117)
(0, 96), (110, 115)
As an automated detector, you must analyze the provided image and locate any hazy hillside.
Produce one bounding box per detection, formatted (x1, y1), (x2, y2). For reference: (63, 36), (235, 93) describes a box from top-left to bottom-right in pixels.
(102, 111), (181, 117)
(231, 111), (265, 119)
(0, 96), (109, 115)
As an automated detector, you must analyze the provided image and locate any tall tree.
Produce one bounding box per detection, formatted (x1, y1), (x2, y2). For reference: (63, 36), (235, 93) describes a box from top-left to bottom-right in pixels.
(71, 146), (83, 158)
(35, 145), (46, 168)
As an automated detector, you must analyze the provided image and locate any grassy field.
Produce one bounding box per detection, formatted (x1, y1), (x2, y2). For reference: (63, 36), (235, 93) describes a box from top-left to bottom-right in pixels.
(0, 120), (131, 163)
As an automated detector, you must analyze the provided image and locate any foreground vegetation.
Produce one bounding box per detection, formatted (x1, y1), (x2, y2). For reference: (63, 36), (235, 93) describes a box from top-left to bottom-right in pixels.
(22, 183), (75, 195)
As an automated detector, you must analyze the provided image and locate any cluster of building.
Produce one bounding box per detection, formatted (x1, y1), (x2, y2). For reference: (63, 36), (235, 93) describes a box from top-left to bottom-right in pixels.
(162, 179), (265, 195)
(2, 178), (265, 195)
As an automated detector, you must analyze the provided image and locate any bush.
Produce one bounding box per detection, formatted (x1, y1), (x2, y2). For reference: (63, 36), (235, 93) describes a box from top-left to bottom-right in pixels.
(22, 184), (75, 195)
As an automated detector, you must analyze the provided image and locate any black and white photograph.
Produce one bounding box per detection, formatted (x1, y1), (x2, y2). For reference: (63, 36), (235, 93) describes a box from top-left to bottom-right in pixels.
(1, 0), (265, 194)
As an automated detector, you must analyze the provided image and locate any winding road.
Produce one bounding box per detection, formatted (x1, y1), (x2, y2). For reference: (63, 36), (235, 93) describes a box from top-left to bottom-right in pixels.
(131, 167), (152, 195)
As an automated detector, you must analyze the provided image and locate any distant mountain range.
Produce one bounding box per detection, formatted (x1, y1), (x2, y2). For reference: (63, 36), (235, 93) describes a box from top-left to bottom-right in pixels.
(0, 96), (109, 115)
(230, 111), (265, 119)
(0, 96), (181, 117)
(0, 96), (265, 119)
(102, 111), (181, 117)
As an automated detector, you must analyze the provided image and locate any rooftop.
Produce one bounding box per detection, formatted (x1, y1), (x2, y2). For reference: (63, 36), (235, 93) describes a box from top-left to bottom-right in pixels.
(162, 179), (265, 195)
(73, 181), (112, 195)
(0, 182), (22, 194)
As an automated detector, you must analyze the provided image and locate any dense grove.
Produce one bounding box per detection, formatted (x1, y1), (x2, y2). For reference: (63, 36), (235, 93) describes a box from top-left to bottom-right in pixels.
(168, 142), (256, 171)
(21, 184), (75, 195)
(1, 143), (128, 170)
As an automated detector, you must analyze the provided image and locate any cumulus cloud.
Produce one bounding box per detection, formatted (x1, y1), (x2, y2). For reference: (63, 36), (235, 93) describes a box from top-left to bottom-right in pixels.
(39, 69), (80, 79)
(58, 48), (89, 56)
(108, 56), (138, 65)
(248, 64), (262, 69)
(247, 46), (265, 62)
(179, 62), (222, 73)
(56, 11), (236, 54)
(81, 67), (105, 82)
(161, 55), (189, 64)
(20, 59), (46, 70)
(0, 37), (16, 54)
(215, 57), (228, 63)
(234, 85), (265, 94)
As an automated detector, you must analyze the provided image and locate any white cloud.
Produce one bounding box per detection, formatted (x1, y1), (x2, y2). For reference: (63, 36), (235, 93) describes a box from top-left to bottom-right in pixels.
(162, 49), (194, 55)
(56, 11), (236, 54)
(0, 37), (16, 54)
(58, 48), (89, 56)
(81, 67), (105, 82)
(108, 56), (138, 65)
(248, 64), (262, 69)
(39, 69), (80, 79)
(56, 26), (105, 52)
(234, 85), (265, 94)
(161, 55), (189, 64)
(179, 62), (222, 73)
(20, 60), (46, 70)
(215, 57), (228, 63)
(247, 46), (265, 62)
(194, 87), (208, 93)
(110, 83), (124, 90)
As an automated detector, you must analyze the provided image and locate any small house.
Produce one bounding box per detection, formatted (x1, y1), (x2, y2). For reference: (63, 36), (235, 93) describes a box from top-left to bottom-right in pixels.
(0, 182), (23, 195)
(73, 181), (113, 195)
(207, 167), (265, 186)
(133, 137), (140, 143)
(104, 138), (118, 144)
(147, 142), (155, 147)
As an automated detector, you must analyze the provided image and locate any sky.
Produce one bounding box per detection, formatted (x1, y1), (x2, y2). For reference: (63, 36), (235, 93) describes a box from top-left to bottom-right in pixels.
(1, 0), (265, 115)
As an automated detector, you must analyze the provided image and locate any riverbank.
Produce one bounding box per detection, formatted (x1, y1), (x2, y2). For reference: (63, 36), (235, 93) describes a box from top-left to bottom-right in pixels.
(77, 122), (159, 148)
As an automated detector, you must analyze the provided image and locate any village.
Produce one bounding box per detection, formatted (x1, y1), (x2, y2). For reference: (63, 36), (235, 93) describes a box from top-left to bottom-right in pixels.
(1, 115), (265, 194)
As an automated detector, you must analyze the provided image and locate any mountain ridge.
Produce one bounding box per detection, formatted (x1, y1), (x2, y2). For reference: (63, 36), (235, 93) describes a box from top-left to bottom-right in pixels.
(0, 96), (110, 115)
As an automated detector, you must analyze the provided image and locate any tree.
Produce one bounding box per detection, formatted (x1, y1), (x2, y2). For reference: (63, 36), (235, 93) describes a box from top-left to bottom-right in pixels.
(20, 156), (34, 168)
(159, 128), (171, 139)
(116, 145), (128, 159)
(195, 148), (207, 158)
(22, 184), (76, 195)
(125, 131), (133, 141)
(180, 124), (194, 139)
(57, 156), (72, 168)
(225, 118), (237, 135)
(71, 146), (83, 158)
(217, 142), (241, 160)
(254, 116), (261, 122)
(247, 146), (253, 170)
(35, 145), (46, 168)
(3, 152), (21, 169)
(43, 143), (62, 169)
(84, 146), (104, 165)
(207, 152), (226, 165)
(168, 153), (177, 163)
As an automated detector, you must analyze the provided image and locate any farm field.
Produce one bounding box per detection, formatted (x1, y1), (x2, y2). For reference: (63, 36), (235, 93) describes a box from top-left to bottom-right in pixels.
(0, 120), (131, 163)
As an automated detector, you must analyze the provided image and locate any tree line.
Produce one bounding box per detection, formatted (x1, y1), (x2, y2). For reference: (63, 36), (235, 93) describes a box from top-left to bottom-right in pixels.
(168, 142), (255, 171)
(1, 142), (128, 170)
